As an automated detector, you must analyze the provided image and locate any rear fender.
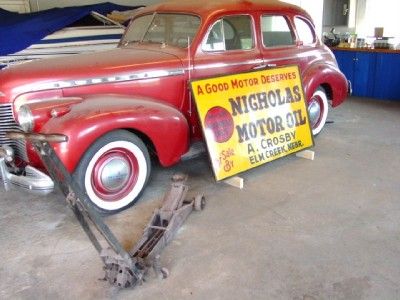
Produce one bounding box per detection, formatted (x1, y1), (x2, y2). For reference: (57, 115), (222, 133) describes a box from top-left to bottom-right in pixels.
(302, 64), (348, 107)
(38, 95), (189, 172)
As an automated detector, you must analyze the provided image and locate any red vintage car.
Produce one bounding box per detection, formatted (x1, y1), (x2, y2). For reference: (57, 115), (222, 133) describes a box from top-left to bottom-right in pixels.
(0, 0), (349, 213)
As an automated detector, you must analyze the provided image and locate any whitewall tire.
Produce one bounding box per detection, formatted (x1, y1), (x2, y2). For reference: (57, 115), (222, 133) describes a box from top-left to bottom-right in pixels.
(308, 87), (329, 136)
(73, 130), (150, 214)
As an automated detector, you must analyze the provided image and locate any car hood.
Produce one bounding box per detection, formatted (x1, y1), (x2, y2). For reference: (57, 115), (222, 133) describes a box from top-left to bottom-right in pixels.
(0, 47), (184, 101)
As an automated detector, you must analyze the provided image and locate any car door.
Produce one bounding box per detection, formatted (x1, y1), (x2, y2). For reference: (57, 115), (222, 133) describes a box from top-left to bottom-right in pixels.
(189, 14), (263, 138)
(192, 14), (263, 79)
(259, 14), (309, 72)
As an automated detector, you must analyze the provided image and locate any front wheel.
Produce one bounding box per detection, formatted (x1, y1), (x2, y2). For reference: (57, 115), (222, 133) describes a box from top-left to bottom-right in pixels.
(73, 130), (151, 214)
(308, 87), (329, 136)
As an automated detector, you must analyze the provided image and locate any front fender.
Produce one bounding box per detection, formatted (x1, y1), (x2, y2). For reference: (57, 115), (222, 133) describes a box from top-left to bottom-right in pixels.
(40, 95), (189, 172)
(302, 63), (348, 107)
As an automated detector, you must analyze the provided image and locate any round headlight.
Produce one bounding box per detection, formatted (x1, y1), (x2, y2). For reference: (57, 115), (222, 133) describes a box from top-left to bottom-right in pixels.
(17, 105), (34, 132)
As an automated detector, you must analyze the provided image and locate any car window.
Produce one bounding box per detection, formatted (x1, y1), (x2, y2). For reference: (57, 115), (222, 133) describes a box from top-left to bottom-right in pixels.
(124, 14), (153, 42)
(294, 17), (315, 44)
(122, 13), (200, 48)
(261, 15), (295, 47)
(203, 15), (253, 51)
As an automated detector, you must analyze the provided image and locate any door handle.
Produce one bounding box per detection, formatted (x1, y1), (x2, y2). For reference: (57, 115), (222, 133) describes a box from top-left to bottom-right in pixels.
(252, 63), (277, 70)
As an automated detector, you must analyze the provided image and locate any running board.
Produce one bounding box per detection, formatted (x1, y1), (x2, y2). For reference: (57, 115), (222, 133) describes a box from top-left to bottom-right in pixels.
(181, 141), (206, 161)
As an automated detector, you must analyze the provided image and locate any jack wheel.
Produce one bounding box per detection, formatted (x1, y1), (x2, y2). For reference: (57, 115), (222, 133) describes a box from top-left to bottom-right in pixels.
(194, 194), (206, 211)
(161, 267), (169, 279)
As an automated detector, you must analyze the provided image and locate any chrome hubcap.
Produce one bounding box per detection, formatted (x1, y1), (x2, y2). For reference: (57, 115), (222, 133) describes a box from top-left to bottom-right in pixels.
(308, 99), (321, 128)
(100, 157), (130, 192)
(92, 147), (139, 202)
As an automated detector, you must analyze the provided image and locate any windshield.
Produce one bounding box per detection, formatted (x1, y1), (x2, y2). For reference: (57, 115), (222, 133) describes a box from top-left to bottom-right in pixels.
(121, 13), (201, 48)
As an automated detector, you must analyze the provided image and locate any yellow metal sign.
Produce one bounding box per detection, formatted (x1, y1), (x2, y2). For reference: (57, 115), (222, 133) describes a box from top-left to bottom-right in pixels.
(191, 65), (314, 181)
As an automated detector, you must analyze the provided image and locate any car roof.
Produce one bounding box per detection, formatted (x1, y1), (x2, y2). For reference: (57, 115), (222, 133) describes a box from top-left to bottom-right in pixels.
(137, 0), (311, 20)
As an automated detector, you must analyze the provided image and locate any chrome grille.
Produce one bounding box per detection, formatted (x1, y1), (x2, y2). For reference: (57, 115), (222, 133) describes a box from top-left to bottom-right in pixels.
(0, 104), (28, 161)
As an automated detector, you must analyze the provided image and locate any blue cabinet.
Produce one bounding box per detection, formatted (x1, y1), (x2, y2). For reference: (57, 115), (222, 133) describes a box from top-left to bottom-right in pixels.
(352, 52), (376, 97)
(334, 50), (354, 84)
(333, 49), (400, 101)
(333, 50), (376, 97)
(373, 53), (400, 100)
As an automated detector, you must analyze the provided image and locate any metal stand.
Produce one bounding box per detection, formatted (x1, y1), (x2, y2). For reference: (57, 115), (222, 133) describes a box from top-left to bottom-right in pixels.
(6, 131), (205, 288)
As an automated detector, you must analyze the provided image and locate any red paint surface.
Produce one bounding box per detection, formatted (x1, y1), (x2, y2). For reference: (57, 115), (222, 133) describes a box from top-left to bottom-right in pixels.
(0, 0), (348, 172)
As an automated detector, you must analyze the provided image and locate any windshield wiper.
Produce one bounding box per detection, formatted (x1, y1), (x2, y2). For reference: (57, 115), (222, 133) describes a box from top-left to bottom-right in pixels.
(144, 40), (166, 44)
(122, 39), (167, 48)
(122, 40), (141, 46)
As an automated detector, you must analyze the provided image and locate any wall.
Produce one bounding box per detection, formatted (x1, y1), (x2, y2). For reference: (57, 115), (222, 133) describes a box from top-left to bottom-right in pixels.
(0, 0), (30, 12)
(322, 0), (399, 39)
(322, 0), (357, 35)
(281, 0), (324, 35)
(28, 0), (160, 11)
(355, 0), (400, 38)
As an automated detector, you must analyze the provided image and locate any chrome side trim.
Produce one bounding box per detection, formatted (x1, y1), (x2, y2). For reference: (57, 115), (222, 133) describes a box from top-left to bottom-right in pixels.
(14, 97), (83, 112)
(31, 68), (185, 92)
(193, 59), (263, 70)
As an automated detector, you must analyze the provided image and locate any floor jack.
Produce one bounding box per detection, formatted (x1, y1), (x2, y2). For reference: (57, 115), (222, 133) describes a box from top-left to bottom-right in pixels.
(6, 132), (205, 288)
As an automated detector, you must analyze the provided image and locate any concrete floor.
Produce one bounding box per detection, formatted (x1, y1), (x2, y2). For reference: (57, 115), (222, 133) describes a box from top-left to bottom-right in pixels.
(1, 97), (399, 299)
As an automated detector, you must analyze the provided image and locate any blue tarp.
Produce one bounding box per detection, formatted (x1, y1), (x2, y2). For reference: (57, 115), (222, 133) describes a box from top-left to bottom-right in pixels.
(0, 2), (139, 56)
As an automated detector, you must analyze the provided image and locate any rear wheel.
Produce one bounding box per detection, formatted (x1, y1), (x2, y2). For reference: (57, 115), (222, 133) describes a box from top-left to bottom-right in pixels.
(73, 130), (150, 214)
(308, 87), (329, 136)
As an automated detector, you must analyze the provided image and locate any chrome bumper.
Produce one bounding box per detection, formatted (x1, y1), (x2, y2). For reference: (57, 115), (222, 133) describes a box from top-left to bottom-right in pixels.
(0, 146), (54, 195)
(348, 80), (352, 96)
